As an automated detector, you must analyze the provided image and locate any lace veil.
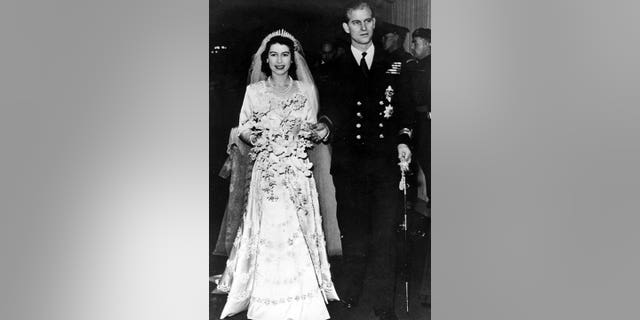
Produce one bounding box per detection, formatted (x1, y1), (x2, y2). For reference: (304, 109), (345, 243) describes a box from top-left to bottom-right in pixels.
(247, 29), (319, 115)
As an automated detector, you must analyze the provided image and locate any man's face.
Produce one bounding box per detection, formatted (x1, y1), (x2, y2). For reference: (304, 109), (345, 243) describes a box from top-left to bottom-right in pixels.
(382, 32), (398, 51)
(342, 7), (376, 46)
(411, 36), (430, 59)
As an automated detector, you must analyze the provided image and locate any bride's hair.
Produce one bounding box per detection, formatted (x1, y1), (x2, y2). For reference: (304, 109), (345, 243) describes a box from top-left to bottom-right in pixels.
(260, 36), (298, 78)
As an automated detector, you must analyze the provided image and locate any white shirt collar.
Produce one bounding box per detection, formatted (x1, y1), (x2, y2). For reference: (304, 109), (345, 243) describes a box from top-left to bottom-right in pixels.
(350, 44), (375, 69)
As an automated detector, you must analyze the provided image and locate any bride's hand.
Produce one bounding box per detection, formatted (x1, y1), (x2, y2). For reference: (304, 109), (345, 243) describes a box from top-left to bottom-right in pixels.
(310, 122), (329, 143)
(240, 129), (262, 146)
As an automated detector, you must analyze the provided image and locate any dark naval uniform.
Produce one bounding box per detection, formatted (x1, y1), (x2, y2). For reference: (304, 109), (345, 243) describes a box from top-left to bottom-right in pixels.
(400, 55), (430, 199)
(318, 46), (412, 311)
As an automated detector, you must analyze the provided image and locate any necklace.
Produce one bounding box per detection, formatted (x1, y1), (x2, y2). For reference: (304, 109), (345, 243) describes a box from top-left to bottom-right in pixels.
(268, 76), (293, 95)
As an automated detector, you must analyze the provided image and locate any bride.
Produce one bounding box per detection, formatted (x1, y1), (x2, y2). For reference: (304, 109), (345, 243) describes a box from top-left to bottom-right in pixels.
(215, 30), (339, 320)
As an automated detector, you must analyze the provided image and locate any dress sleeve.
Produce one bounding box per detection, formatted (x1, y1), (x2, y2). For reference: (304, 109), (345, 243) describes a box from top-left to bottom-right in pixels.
(302, 83), (318, 123)
(237, 85), (254, 138)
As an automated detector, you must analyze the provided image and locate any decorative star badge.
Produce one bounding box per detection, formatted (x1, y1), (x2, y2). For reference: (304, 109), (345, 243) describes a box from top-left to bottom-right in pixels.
(385, 85), (394, 102)
(384, 104), (394, 118)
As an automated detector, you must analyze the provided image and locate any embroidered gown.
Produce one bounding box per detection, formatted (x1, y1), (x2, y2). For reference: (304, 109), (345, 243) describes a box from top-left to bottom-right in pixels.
(217, 80), (339, 320)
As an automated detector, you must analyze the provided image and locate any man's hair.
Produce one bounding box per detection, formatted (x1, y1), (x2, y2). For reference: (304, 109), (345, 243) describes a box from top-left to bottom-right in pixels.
(260, 36), (297, 77)
(387, 26), (410, 44)
(343, 1), (375, 23)
(412, 28), (431, 42)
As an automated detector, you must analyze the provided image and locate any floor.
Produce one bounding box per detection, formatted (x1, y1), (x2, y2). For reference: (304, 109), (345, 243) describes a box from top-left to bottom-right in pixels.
(210, 220), (429, 320)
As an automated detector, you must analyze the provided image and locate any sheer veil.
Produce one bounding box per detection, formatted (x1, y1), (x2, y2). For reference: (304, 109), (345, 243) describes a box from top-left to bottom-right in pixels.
(247, 29), (319, 115)
(246, 30), (340, 256)
(212, 29), (341, 261)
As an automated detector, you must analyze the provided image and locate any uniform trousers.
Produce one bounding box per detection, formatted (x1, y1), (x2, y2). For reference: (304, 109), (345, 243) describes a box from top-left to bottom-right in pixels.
(415, 111), (431, 200)
(332, 157), (400, 310)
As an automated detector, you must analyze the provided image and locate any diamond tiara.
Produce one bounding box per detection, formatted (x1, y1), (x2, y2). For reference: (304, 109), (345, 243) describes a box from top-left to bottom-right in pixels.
(264, 29), (300, 51)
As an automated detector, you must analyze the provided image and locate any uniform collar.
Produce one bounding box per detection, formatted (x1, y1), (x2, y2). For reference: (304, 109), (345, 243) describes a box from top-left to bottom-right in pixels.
(350, 44), (375, 69)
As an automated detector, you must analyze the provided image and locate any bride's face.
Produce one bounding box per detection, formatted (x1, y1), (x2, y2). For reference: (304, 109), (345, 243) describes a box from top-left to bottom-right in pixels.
(267, 43), (292, 76)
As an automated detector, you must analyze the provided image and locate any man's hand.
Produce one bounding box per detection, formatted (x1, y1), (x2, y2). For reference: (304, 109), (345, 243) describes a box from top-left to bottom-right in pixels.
(397, 143), (412, 172)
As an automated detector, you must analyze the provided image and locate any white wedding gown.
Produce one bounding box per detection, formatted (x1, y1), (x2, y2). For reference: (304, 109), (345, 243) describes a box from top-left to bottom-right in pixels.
(217, 80), (338, 320)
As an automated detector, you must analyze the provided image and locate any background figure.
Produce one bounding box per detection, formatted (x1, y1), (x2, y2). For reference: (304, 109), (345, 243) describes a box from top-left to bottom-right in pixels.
(381, 24), (413, 77)
(320, 40), (338, 66)
(317, 2), (413, 319)
(312, 40), (340, 99)
(402, 27), (430, 206)
(335, 43), (347, 59)
(400, 27), (431, 308)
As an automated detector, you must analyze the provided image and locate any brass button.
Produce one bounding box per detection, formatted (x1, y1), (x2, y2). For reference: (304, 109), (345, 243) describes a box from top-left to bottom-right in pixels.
(356, 135), (362, 140)
(378, 123), (384, 128)
(356, 101), (362, 106)
(379, 101), (384, 105)
(379, 134), (384, 139)
(356, 112), (362, 117)
(356, 123), (362, 128)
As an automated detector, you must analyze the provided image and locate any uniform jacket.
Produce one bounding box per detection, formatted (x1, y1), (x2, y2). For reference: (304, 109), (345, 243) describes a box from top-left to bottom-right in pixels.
(384, 48), (414, 77)
(319, 46), (412, 176)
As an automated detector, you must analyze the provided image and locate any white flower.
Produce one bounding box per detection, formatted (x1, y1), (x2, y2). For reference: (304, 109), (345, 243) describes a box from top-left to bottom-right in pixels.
(296, 148), (308, 159)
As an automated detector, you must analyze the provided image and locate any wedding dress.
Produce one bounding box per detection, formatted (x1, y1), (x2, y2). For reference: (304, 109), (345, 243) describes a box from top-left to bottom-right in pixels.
(217, 79), (338, 320)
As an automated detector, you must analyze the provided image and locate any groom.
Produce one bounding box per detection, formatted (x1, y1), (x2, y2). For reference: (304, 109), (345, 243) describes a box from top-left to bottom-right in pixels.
(314, 1), (413, 319)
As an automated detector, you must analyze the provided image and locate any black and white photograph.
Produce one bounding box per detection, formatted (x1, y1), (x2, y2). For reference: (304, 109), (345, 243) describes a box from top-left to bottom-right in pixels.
(209, 0), (430, 319)
(6, 1), (640, 320)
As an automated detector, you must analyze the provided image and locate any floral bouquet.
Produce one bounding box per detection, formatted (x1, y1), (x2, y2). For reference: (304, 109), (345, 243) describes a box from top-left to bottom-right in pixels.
(243, 112), (317, 202)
